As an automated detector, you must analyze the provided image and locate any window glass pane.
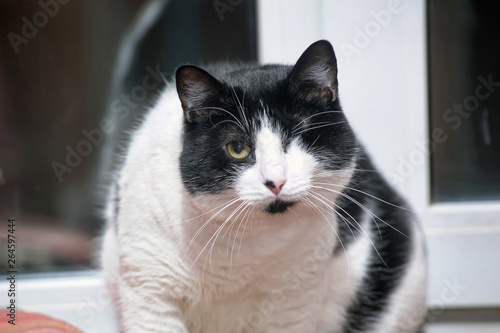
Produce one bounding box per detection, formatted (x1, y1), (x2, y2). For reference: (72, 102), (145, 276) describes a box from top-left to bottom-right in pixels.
(428, 0), (500, 202)
(0, 0), (257, 273)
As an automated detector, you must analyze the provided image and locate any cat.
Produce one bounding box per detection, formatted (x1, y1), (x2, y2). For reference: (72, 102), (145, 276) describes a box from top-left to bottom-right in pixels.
(100, 40), (427, 333)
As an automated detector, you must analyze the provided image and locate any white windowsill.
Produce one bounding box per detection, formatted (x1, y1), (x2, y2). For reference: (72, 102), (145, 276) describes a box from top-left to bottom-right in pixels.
(0, 270), (119, 333)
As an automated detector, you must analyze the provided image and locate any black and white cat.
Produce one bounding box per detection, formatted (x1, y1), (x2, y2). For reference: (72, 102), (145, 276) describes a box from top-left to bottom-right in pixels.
(101, 40), (427, 333)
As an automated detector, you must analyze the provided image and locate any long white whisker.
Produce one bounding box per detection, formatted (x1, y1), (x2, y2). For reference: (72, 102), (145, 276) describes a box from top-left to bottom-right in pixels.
(292, 120), (340, 134)
(218, 201), (244, 247)
(311, 185), (409, 240)
(307, 191), (360, 240)
(308, 190), (387, 268)
(312, 184), (383, 238)
(221, 201), (250, 256)
(174, 199), (240, 226)
(228, 78), (250, 132)
(230, 202), (252, 265)
(309, 191), (359, 238)
(292, 110), (344, 131)
(196, 106), (246, 131)
(237, 205), (255, 258)
(206, 201), (247, 271)
(303, 196), (351, 278)
(188, 197), (241, 261)
(316, 182), (413, 212)
(202, 217), (233, 273)
(294, 121), (348, 136)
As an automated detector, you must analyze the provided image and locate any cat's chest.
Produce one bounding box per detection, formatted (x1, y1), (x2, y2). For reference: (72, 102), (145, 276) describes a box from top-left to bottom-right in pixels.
(192, 293), (324, 333)
(180, 218), (340, 333)
(186, 255), (332, 333)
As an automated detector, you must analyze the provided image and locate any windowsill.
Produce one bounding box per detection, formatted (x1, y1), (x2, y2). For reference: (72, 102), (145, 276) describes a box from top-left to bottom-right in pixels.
(1, 270), (499, 332)
(0, 270), (119, 332)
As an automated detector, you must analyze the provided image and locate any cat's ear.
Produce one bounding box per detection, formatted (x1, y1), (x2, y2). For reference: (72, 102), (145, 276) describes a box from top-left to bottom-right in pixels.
(289, 40), (338, 104)
(176, 65), (225, 122)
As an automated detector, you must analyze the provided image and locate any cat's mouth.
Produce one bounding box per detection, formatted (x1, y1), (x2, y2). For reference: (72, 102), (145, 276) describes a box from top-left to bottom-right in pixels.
(265, 199), (296, 214)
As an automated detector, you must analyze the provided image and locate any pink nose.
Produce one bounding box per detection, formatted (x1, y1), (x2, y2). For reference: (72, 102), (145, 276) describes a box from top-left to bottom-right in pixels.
(264, 179), (286, 196)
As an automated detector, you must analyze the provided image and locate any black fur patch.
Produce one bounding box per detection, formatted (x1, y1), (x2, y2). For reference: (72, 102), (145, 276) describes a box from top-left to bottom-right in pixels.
(337, 154), (415, 332)
(265, 200), (296, 214)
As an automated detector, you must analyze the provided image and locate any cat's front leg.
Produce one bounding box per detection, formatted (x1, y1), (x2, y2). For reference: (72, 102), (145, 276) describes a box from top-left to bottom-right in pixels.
(114, 235), (191, 333)
(120, 285), (188, 333)
(117, 269), (189, 333)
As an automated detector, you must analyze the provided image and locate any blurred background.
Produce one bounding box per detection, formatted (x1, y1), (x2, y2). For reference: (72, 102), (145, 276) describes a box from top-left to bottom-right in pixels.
(0, 0), (499, 332)
(0, 0), (257, 272)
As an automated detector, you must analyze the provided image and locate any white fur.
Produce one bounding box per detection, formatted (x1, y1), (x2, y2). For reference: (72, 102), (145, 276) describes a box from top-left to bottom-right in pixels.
(238, 123), (316, 207)
(101, 85), (424, 332)
(254, 125), (288, 184)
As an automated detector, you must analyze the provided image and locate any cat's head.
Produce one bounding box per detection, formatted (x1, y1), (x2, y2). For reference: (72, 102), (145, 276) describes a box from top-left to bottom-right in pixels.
(176, 40), (358, 217)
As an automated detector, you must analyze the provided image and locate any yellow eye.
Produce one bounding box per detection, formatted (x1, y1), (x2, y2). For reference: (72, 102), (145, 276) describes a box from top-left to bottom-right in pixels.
(227, 141), (251, 159)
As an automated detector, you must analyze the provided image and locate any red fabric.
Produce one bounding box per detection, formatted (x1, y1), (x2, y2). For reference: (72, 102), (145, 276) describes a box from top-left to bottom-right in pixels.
(0, 311), (83, 332)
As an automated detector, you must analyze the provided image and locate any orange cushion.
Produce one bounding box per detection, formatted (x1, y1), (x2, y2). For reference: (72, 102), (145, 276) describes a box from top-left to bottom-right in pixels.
(0, 311), (83, 332)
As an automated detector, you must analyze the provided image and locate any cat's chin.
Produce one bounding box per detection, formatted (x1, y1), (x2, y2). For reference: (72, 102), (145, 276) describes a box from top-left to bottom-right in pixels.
(265, 199), (296, 214)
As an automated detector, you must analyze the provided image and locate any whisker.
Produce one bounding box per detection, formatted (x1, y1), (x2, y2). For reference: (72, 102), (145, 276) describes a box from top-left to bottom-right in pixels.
(317, 182), (413, 212)
(308, 190), (361, 236)
(303, 196), (351, 278)
(212, 119), (246, 130)
(221, 201), (250, 257)
(188, 197), (241, 262)
(230, 202), (252, 265)
(308, 189), (388, 268)
(180, 198), (241, 225)
(206, 201), (247, 271)
(293, 121), (348, 136)
(195, 106), (246, 131)
(202, 217), (233, 273)
(227, 77), (250, 132)
(312, 183), (384, 238)
(292, 121), (340, 134)
(237, 205), (255, 258)
(307, 191), (359, 240)
(292, 110), (344, 131)
(311, 184), (409, 240)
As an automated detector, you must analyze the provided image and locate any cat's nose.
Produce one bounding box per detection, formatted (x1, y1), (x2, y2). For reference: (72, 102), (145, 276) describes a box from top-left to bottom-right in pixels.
(264, 179), (286, 196)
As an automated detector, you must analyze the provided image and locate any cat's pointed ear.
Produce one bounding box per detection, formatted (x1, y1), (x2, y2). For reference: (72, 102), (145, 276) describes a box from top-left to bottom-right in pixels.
(176, 65), (225, 122)
(289, 40), (338, 104)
